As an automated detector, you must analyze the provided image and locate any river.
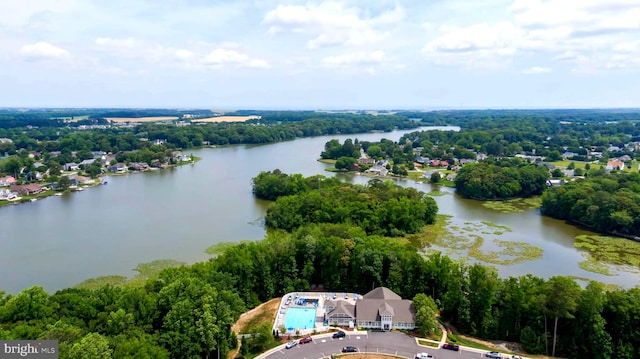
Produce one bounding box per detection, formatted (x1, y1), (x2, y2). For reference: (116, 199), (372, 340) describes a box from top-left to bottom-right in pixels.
(1, 127), (638, 293)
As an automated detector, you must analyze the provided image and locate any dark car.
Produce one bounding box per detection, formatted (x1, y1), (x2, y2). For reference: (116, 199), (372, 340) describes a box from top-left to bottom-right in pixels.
(485, 352), (502, 359)
(442, 343), (459, 351)
(299, 337), (312, 344)
(342, 346), (358, 353)
(332, 331), (346, 338)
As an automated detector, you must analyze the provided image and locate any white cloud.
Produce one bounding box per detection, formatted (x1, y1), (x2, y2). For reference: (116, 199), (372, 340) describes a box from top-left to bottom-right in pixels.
(423, 22), (521, 68)
(95, 37), (136, 48)
(521, 66), (551, 74)
(175, 49), (194, 60)
(422, 0), (640, 71)
(323, 50), (386, 66)
(202, 48), (270, 69)
(19, 41), (69, 59)
(262, 2), (403, 49)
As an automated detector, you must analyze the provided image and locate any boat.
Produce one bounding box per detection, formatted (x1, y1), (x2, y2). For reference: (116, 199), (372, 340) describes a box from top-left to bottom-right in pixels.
(103, 181), (108, 185)
(29, 198), (37, 202)
(54, 193), (63, 196)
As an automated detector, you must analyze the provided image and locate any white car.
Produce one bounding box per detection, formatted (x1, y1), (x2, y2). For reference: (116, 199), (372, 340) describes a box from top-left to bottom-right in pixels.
(285, 340), (298, 349)
(415, 353), (434, 359)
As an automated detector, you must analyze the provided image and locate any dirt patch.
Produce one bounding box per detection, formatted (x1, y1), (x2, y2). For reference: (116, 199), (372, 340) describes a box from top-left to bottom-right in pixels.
(232, 298), (280, 334)
(229, 298), (281, 359)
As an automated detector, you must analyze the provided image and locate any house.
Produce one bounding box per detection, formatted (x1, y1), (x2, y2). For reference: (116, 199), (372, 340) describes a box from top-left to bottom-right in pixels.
(0, 138), (12, 143)
(79, 159), (96, 167)
(0, 176), (17, 186)
(107, 163), (128, 173)
(72, 175), (93, 184)
(63, 162), (80, 171)
(367, 165), (388, 176)
(618, 155), (632, 162)
(358, 157), (376, 165)
(606, 159), (625, 171)
(129, 162), (149, 171)
(0, 188), (17, 200)
(10, 183), (42, 195)
(607, 146), (622, 152)
(562, 151), (579, 159)
(324, 287), (415, 331)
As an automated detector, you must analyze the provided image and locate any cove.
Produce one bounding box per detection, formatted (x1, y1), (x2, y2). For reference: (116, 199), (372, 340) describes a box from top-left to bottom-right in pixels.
(1, 126), (638, 294)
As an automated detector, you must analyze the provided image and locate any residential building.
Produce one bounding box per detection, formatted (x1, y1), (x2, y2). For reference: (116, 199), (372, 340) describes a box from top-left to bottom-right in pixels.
(606, 159), (625, 171)
(10, 184), (42, 195)
(0, 176), (17, 186)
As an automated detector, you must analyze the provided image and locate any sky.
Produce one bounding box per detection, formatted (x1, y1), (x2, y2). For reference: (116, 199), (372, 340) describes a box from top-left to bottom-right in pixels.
(1, 0), (639, 109)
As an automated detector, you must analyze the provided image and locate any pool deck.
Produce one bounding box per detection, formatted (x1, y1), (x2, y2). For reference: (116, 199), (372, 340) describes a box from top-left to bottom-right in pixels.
(274, 291), (361, 336)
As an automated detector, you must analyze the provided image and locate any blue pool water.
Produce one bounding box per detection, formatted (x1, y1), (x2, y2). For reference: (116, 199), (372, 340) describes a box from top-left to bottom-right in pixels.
(284, 307), (316, 330)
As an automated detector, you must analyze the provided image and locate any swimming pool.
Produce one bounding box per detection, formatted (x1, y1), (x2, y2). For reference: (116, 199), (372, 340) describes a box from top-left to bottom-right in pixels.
(284, 307), (316, 330)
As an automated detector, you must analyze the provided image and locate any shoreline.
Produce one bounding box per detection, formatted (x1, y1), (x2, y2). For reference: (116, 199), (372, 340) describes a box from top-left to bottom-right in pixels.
(0, 156), (200, 209)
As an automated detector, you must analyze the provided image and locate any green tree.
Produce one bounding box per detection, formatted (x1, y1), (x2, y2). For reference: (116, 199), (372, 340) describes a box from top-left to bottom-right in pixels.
(544, 277), (581, 357)
(430, 172), (441, 184)
(68, 332), (112, 359)
(413, 293), (438, 337)
(57, 176), (72, 191)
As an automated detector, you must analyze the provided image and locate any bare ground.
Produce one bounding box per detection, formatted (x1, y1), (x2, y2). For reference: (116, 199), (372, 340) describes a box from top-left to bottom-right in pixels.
(228, 298), (281, 359)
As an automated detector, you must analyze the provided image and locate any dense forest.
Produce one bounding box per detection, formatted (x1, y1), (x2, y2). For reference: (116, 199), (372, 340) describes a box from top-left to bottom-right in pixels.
(454, 159), (550, 199)
(2, 223), (639, 358)
(254, 171), (438, 236)
(541, 172), (640, 237)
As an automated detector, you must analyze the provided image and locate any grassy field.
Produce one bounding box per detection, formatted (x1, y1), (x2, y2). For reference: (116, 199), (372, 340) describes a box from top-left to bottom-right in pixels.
(75, 259), (184, 289)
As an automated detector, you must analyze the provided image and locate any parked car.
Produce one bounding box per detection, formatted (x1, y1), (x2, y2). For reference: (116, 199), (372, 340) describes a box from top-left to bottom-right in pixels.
(299, 337), (312, 344)
(511, 356), (522, 359)
(285, 340), (298, 349)
(332, 331), (346, 338)
(342, 346), (358, 353)
(485, 352), (502, 359)
(442, 343), (459, 351)
(415, 353), (434, 359)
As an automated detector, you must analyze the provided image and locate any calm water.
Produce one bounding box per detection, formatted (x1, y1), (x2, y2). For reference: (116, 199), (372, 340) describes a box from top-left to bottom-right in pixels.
(1, 127), (638, 293)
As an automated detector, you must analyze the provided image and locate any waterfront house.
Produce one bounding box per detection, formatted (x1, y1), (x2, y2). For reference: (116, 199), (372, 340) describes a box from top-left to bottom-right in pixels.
(72, 175), (93, 184)
(0, 176), (17, 187)
(367, 165), (388, 176)
(107, 163), (128, 173)
(10, 183), (42, 195)
(128, 162), (149, 171)
(0, 189), (17, 200)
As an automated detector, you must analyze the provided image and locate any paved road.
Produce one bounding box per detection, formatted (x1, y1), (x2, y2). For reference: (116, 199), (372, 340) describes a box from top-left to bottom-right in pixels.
(261, 331), (494, 359)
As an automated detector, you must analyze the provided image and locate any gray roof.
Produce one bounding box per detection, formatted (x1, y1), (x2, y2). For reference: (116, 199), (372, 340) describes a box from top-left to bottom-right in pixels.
(363, 287), (402, 300)
(354, 287), (415, 323)
(355, 299), (415, 323)
(327, 300), (355, 318)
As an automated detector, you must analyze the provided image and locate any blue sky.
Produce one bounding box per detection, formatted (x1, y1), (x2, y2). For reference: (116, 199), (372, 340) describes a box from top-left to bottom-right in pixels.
(1, 0), (639, 109)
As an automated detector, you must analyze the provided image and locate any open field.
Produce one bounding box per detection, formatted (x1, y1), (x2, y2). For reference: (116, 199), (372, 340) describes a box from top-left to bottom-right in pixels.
(106, 116), (179, 123)
(191, 115), (260, 123)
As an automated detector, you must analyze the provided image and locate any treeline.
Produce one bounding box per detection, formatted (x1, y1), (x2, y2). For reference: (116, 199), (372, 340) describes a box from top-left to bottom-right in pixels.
(399, 112), (640, 160)
(2, 212), (640, 357)
(454, 159), (550, 199)
(254, 171), (438, 236)
(541, 172), (640, 237)
(0, 115), (421, 154)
